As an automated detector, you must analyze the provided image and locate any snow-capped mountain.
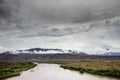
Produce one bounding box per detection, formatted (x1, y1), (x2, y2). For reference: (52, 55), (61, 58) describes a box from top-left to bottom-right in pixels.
(1, 48), (88, 55)
(101, 52), (120, 56)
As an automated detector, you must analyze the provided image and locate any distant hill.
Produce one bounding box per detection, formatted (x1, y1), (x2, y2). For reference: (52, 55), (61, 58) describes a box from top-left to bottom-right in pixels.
(1, 48), (120, 60)
(0, 47), (89, 56)
(1, 48), (88, 54)
(0, 52), (120, 61)
(101, 52), (120, 56)
(27, 48), (63, 52)
(25, 48), (64, 53)
(0, 52), (89, 61)
(0, 48), (89, 60)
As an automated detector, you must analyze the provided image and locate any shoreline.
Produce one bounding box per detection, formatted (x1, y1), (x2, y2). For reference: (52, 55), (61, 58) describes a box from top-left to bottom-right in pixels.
(0, 62), (37, 80)
(60, 65), (120, 78)
(1, 59), (120, 79)
(37, 59), (120, 78)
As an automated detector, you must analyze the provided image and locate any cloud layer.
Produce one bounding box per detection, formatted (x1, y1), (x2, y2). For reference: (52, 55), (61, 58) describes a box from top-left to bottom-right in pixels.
(0, 0), (120, 53)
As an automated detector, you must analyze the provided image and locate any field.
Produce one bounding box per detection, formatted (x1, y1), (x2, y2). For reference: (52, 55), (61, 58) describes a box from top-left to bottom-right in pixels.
(38, 59), (120, 78)
(0, 61), (37, 79)
(0, 56), (120, 79)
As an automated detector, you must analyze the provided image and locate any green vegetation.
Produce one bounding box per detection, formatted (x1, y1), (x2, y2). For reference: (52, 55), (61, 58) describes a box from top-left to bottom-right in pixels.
(0, 58), (120, 79)
(38, 59), (120, 78)
(0, 61), (37, 79)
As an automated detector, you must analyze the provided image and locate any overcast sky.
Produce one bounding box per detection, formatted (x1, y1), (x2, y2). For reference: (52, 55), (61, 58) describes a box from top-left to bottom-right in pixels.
(0, 0), (120, 54)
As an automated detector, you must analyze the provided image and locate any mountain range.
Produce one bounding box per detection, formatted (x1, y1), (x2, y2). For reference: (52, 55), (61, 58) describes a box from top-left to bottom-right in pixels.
(1, 48), (120, 56)
(0, 48), (120, 60)
(1, 48), (87, 54)
(100, 52), (120, 56)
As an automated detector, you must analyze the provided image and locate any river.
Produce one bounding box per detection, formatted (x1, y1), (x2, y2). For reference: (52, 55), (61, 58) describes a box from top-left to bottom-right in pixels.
(7, 63), (119, 80)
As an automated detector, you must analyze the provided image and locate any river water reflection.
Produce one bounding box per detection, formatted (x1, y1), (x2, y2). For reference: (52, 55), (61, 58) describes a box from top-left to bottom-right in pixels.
(7, 63), (119, 80)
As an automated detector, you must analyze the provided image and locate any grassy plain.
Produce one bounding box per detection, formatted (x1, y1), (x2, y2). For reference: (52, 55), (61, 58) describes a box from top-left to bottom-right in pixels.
(0, 61), (37, 79)
(38, 59), (120, 78)
(0, 57), (120, 79)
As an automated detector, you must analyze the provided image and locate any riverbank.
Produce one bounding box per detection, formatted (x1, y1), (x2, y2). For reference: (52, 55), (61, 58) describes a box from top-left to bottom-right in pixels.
(0, 61), (37, 80)
(61, 64), (120, 78)
(38, 59), (120, 78)
(0, 59), (120, 79)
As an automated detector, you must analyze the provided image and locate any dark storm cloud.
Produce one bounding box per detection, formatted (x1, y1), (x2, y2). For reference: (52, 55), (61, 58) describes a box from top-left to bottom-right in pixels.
(0, 0), (11, 18)
(18, 0), (120, 24)
(1, 0), (120, 26)
(0, 0), (20, 18)
(0, 0), (120, 37)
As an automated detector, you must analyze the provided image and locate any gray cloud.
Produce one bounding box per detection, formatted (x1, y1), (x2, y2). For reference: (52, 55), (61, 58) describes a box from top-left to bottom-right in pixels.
(18, 0), (120, 24)
(1, 0), (120, 26)
(0, 0), (11, 18)
(0, 0), (120, 53)
(0, 0), (119, 29)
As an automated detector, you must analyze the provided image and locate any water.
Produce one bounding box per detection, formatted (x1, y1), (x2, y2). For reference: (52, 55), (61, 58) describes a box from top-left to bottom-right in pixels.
(7, 63), (119, 80)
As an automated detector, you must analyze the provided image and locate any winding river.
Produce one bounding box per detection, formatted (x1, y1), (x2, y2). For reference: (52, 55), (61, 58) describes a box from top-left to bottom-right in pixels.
(7, 63), (119, 80)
